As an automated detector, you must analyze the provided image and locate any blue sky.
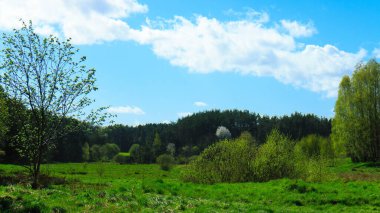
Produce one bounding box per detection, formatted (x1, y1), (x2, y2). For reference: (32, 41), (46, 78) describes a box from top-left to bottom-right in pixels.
(1, 0), (380, 125)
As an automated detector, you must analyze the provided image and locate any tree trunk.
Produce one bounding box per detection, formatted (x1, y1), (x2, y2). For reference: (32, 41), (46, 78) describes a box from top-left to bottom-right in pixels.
(31, 159), (41, 189)
(32, 171), (39, 189)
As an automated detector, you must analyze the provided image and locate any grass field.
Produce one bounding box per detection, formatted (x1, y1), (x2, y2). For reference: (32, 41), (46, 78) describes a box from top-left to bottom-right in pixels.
(1, 159), (380, 212)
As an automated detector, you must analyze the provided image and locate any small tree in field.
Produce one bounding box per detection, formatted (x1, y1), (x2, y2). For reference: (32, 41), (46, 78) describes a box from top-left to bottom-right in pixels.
(0, 21), (104, 188)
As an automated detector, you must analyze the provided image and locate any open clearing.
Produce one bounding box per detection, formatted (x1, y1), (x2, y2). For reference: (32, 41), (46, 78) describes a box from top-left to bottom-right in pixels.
(1, 159), (380, 212)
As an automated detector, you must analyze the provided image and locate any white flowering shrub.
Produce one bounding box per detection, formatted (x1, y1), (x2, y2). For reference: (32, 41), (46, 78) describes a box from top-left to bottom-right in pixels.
(215, 126), (231, 140)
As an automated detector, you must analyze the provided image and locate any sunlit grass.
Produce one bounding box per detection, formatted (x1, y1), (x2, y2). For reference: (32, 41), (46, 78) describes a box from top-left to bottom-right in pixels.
(0, 159), (380, 212)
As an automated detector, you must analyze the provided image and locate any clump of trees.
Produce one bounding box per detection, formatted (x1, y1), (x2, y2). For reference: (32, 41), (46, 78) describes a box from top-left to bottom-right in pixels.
(89, 143), (120, 162)
(296, 134), (335, 161)
(183, 132), (255, 183)
(183, 130), (334, 184)
(332, 60), (380, 162)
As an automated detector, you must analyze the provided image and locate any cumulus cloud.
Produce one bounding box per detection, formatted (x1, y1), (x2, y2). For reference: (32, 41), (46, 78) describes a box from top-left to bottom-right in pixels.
(194, 101), (208, 107)
(0, 1), (367, 97)
(280, 20), (316, 37)
(130, 13), (366, 97)
(108, 106), (145, 115)
(161, 120), (171, 124)
(0, 0), (147, 44)
(177, 112), (193, 118)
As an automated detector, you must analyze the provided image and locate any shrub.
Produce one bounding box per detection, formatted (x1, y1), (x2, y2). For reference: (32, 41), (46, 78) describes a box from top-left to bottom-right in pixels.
(129, 144), (141, 163)
(253, 130), (302, 182)
(90, 144), (101, 162)
(96, 163), (106, 177)
(215, 126), (231, 140)
(182, 138), (256, 183)
(156, 154), (175, 171)
(113, 154), (130, 164)
(81, 142), (90, 162)
(296, 134), (335, 159)
(100, 143), (120, 161)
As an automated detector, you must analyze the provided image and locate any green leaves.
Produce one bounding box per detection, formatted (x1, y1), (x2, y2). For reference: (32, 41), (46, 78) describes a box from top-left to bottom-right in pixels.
(332, 60), (380, 162)
(0, 20), (107, 187)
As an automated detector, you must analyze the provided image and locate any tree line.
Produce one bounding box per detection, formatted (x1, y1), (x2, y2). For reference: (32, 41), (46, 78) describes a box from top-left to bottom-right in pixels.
(0, 97), (332, 164)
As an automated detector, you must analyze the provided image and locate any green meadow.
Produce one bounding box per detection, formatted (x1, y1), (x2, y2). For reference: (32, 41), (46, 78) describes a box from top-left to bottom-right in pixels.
(1, 158), (380, 212)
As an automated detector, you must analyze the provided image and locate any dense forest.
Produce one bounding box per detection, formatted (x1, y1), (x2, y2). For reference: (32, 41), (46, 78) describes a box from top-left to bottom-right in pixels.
(0, 99), (331, 163)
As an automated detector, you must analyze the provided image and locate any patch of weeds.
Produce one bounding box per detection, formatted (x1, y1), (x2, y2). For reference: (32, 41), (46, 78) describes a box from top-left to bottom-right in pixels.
(0, 196), (15, 210)
(119, 186), (127, 192)
(286, 182), (317, 194)
(51, 206), (67, 213)
(292, 200), (304, 206)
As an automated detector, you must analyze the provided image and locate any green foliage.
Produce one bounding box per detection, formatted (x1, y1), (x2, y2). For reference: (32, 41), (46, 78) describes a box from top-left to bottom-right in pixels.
(332, 60), (380, 162)
(185, 130), (333, 183)
(90, 144), (101, 162)
(305, 157), (330, 182)
(81, 142), (90, 162)
(253, 130), (301, 181)
(0, 21), (103, 188)
(0, 88), (8, 141)
(129, 144), (143, 163)
(156, 154), (175, 171)
(113, 153), (131, 164)
(296, 134), (335, 160)
(183, 137), (256, 183)
(99, 143), (120, 161)
(238, 131), (256, 145)
(153, 132), (162, 157)
(89, 143), (120, 162)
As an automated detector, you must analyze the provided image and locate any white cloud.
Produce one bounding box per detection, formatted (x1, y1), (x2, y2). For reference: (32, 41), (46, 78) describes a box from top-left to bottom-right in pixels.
(108, 106), (145, 115)
(0, 0), (147, 44)
(0, 2), (366, 97)
(374, 48), (380, 59)
(130, 13), (366, 97)
(194, 101), (208, 107)
(280, 20), (316, 37)
(161, 120), (171, 124)
(177, 112), (193, 118)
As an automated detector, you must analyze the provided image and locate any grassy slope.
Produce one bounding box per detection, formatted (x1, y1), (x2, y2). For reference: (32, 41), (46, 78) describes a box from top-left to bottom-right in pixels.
(0, 159), (380, 212)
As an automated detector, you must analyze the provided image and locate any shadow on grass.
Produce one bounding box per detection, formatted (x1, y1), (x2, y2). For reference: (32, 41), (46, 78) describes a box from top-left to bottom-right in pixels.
(0, 171), (78, 188)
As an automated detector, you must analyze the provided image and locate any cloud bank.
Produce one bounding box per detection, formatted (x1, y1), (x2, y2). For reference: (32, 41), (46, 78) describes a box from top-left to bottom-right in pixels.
(0, 0), (368, 97)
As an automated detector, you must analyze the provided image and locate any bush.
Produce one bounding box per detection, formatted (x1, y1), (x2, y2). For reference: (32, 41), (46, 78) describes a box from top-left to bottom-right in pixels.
(296, 134), (335, 159)
(100, 143), (120, 161)
(156, 154), (175, 171)
(253, 130), (302, 182)
(215, 126), (231, 140)
(113, 154), (131, 164)
(182, 138), (256, 183)
(129, 144), (142, 163)
(90, 144), (101, 161)
(183, 129), (328, 184)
